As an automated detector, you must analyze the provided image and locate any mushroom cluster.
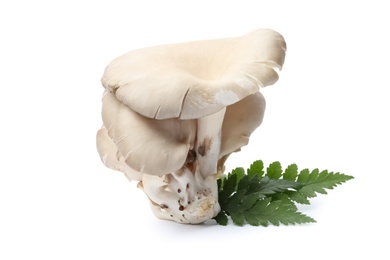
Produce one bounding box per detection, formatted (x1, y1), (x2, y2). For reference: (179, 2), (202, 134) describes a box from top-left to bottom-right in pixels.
(96, 29), (286, 224)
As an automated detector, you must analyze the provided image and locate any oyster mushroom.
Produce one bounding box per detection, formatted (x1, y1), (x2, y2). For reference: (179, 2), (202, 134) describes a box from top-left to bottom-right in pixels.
(96, 28), (286, 224)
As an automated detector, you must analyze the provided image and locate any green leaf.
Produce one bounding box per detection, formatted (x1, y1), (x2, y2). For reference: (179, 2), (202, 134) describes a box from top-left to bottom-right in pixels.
(297, 168), (310, 183)
(218, 172), (237, 204)
(217, 177), (223, 192)
(236, 174), (253, 192)
(285, 190), (310, 204)
(245, 198), (316, 227)
(236, 175), (298, 198)
(214, 211), (229, 225)
(247, 160), (264, 178)
(308, 168), (319, 183)
(239, 193), (261, 211)
(230, 212), (246, 226)
(224, 189), (247, 211)
(255, 177), (299, 195)
(214, 159), (353, 226)
(283, 164), (298, 181)
(266, 161), (283, 179)
(231, 167), (246, 189)
(298, 170), (354, 198)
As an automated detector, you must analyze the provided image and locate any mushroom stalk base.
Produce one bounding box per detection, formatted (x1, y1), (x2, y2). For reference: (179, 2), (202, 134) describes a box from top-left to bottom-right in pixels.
(141, 166), (220, 224)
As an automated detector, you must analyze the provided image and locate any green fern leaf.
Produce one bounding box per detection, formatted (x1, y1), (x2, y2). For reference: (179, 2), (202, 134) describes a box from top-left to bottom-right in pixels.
(214, 211), (229, 225)
(283, 164), (298, 180)
(254, 177), (299, 195)
(230, 212), (246, 226)
(247, 160), (264, 177)
(218, 171), (238, 204)
(266, 161), (283, 179)
(298, 170), (354, 198)
(231, 167), (246, 186)
(245, 198), (316, 226)
(285, 190), (311, 204)
(297, 168), (310, 183)
(214, 160), (353, 226)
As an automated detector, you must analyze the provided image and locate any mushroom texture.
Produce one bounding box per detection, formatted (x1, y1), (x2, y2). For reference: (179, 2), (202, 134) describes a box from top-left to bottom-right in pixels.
(97, 29), (286, 224)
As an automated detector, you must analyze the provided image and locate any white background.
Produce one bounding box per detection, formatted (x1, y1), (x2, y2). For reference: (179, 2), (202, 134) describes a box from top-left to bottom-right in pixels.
(1, 0), (389, 259)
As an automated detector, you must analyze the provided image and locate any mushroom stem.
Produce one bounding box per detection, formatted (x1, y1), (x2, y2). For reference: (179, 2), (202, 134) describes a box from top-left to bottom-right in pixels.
(141, 165), (220, 224)
(195, 107), (226, 179)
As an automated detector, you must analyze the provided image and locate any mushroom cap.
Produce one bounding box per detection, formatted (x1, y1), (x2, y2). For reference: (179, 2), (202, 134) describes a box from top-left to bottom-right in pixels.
(101, 29), (286, 120)
(96, 126), (143, 181)
(98, 29), (286, 177)
(101, 90), (196, 175)
(220, 91), (266, 157)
